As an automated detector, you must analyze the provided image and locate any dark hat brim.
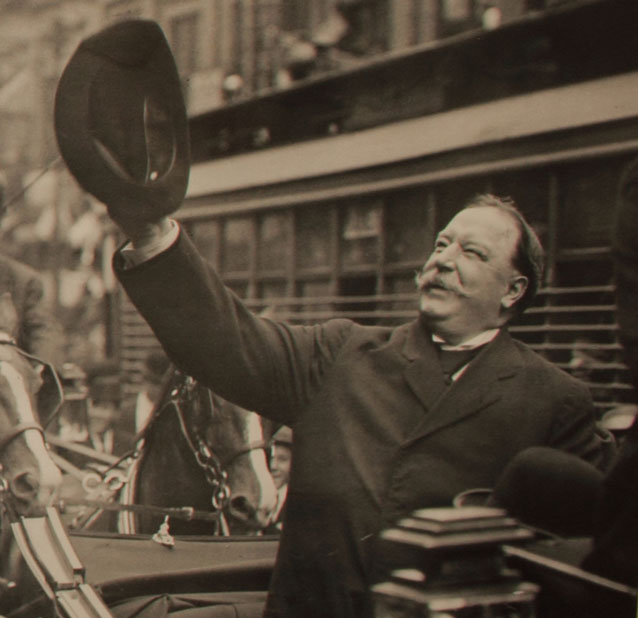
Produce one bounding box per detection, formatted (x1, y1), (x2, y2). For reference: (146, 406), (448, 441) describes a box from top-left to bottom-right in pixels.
(55, 20), (190, 221)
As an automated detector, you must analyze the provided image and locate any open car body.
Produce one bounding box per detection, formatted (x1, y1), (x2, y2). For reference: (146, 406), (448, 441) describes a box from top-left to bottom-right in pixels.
(3, 506), (636, 618)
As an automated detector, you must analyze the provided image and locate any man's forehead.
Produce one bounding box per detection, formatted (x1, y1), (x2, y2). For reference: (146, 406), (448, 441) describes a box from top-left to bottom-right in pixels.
(439, 206), (519, 243)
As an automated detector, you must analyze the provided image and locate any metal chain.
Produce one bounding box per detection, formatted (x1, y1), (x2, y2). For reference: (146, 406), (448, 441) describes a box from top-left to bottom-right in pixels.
(170, 377), (233, 514)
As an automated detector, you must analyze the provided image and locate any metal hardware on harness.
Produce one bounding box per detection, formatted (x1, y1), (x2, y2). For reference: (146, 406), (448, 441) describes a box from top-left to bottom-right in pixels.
(64, 498), (219, 522)
(170, 376), (233, 515)
(170, 372), (272, 521)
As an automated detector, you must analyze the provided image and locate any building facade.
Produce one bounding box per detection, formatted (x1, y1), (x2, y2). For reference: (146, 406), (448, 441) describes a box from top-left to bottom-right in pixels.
(118, 0), (637, 418)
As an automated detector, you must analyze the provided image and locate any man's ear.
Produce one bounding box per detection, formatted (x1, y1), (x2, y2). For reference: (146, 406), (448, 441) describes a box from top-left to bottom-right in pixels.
(501, 275), (528, 310)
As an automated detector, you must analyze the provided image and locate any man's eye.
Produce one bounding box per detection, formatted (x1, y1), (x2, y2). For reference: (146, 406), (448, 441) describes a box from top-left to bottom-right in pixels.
(434, 240), (447, 251)
(464, 247), (485, 259)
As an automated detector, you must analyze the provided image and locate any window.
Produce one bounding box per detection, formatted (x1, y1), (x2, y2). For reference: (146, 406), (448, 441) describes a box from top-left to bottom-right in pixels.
(191, 220), (221, 266)
(258, 212), (290, 274)
(386, 188), (434, 265)
(295, 205), (333, 271)
(340, 200), (382, 270)
(222, 217), (253, 274)
(558, 158), (622, 250)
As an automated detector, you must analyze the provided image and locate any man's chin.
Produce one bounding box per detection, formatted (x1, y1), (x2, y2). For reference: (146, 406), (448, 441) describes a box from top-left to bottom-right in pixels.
(418, 296), (453, 318)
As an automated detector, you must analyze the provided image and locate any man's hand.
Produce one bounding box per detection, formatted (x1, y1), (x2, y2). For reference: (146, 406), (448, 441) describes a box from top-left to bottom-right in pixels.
(107, 201), (173, 249)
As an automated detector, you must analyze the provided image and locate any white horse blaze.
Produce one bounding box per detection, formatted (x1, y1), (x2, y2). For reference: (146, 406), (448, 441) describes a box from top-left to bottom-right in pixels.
(0, 361), (61, 495)
(245, 412), (277, 515)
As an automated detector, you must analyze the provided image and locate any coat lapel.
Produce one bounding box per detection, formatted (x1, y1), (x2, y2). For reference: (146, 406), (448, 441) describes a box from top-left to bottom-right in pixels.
(403, 328), (523, 443)
(402, 321), (448, 412)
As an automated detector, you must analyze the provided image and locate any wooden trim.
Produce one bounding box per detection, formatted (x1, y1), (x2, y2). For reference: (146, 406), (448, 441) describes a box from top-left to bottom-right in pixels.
(179, 138), (638, 220)
(186, 72), (638, 199)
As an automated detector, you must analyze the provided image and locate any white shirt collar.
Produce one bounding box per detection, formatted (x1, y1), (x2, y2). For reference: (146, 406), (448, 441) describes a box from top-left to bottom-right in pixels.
(432, 329), (500, 351)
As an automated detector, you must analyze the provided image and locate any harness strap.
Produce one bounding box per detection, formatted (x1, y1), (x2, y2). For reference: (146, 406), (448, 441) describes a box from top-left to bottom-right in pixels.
(63, 498), (221, 522)
(0, 422), (44, 452)
(224, 440), (273, 467)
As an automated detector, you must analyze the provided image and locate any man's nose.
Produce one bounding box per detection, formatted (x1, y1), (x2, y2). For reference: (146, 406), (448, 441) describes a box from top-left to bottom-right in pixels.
(432, 243), (460, 269)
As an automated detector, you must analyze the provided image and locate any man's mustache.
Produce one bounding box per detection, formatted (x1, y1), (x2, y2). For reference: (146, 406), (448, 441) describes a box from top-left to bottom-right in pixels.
(415, 271), (468, 297)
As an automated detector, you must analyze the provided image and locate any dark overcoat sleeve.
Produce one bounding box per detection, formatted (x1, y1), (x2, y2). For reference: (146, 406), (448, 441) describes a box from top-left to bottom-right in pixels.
(114, 230), (352, 424)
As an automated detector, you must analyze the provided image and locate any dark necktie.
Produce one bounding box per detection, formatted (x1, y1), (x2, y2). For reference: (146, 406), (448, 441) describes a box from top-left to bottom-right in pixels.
(436, 345), (486, 384)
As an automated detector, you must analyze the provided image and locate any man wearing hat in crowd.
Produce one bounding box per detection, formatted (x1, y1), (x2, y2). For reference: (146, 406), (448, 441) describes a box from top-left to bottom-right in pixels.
(55, 21), (609, 618)
(0, 254), (64, 369)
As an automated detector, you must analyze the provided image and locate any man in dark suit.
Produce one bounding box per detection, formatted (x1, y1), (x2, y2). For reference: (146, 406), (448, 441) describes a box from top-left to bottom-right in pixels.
(106, 192), (607, 618)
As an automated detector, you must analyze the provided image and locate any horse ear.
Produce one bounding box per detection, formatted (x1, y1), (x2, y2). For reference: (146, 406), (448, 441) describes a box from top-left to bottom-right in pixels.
(0, 292), (18, 338)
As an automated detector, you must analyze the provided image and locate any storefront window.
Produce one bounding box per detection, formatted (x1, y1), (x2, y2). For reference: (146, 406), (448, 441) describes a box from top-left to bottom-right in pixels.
(340, 200), (382, 269)
(295, 205), (332, 271)
(258, 212), (290, 273)
(222, 217), (252, 273)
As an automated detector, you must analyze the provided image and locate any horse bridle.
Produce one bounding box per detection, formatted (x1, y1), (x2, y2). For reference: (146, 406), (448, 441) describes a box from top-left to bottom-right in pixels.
(0, 422), (45, 454)
(170, 374), (272, 512)
(0, 338), (63, 505)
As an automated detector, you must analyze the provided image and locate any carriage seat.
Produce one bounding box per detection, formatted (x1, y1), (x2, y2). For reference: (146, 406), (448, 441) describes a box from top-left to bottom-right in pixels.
(108, 591), (267, 618)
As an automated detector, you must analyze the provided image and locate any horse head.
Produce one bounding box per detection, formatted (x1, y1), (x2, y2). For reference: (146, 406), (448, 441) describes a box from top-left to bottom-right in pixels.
(0, 294), (61, 516)
(186, 383), (277, 533)
(124, 371), (277, 536)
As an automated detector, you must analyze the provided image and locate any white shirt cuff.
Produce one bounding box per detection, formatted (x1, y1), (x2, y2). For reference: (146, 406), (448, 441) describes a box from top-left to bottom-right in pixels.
(120, 219), (180, 267)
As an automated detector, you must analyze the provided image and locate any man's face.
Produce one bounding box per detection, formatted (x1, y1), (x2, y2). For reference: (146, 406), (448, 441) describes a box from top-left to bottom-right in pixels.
(269, 444), (292, 490)
(417, 206), (527, 343)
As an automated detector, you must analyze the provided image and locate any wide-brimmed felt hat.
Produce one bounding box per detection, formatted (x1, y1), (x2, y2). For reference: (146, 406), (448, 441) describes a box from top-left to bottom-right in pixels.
(54, 19), (190, 222)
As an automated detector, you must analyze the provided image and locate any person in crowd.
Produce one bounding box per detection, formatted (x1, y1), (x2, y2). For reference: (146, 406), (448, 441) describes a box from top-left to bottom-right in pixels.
(86, 368), (119, 455)
(265, 425), (293, 534)
(134, 349), (170, 433)
(0, 253), (65, 425)
(85, 362), (133, 456)
(106, 192), (607, 618)
(0, 252), (64, 369)
(56, 362), (90, 444)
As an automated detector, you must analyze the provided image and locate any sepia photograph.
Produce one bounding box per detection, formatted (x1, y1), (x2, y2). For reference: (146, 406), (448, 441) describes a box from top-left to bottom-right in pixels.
(0, 1), (634, 616)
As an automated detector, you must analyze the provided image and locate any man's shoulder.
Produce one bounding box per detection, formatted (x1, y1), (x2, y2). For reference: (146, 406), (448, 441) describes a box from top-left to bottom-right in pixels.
(508, 335), (589, 393)
(315, 318), (405, 352)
